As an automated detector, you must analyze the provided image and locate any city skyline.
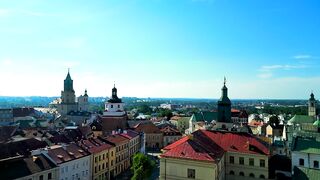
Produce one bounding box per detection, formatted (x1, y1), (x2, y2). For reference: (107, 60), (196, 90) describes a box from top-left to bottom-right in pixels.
(0, 0), (319, 99)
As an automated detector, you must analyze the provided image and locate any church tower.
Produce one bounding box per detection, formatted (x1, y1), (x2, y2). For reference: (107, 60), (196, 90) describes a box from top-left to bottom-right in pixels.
(101, 84), (127, 134)
(217, 77), (232, 123)
(78, 89), (89, 112)
(308, 92), (317, 117)
(58, 70), (77, 115)
(61, 69), (76, 104)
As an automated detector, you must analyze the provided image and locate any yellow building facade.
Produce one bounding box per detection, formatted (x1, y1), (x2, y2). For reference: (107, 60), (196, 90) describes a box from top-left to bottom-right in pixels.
(225, 152), (269, 180)
(159, 157), (222, 180)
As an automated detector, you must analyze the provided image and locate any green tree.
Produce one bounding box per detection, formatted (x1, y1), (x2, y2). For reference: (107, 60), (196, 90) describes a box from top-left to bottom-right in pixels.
(131, 153), (156, 180)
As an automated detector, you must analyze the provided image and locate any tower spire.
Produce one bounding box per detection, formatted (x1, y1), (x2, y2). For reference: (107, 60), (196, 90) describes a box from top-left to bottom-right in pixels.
(224, 76), (226, 86)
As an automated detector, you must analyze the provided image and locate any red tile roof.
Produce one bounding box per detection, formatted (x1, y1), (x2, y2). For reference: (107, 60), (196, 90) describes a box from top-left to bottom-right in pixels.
(197, 130), (270, 155)
(161, 136), (224, 163)
(162, 136), (189, 151)
(161, 130), (270, 163)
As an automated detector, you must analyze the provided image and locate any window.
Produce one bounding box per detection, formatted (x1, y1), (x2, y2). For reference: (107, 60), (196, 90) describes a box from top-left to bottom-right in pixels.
(239, 157), (244, 165)
(299, 158), (304, 166)
(48, 173), (52, 179)
(111, 105), (113, 108)
(249, 173), (255, 178)
(111, 160), (113, 166)
(95, 166), (97, 173)
(260, 159), (265, 167)
(187, 169), (195, 179)
(239, 172), (245, 176)
(103, 154), (105, 160)
(40, 175), (44, 180)
(230, 171), (235, 175)
(118, 105), (120, 108)
(249, 158), (254, 166)
(229, 156), (234, 164)
(314, 161), (319, 168)
(260, 174), (265, 179)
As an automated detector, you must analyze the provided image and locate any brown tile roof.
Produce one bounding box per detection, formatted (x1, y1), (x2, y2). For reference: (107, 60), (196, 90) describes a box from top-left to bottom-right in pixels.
(78, 138), (113, 154)
(13, 108), (35, 117)
(134, 121), (161, 134)
(0, 126), (17, 143)
(0, 154), (57, 179)
(47, 144), (90, 164)
(160, 126), (182, 136)
(100, 134), (129, 145)
(120, 130), (139, 140)
(0, 138), (48, 159)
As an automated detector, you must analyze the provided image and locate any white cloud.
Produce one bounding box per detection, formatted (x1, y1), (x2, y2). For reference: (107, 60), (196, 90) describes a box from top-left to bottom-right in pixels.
(293, 54), (312, 59)
(257, 64), (308, 79)
(260, 64), (307, 71)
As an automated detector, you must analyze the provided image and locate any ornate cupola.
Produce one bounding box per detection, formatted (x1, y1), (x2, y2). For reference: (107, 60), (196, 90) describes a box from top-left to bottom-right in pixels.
(103, 84), (125, 116)
(308, 91), (317, 117)
(108, 84), (122, 103)
(217, 77), (232, 123)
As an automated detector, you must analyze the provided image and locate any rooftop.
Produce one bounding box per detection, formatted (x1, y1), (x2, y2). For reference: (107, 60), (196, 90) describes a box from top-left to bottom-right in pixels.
(292, 137), (320, 154)
(161, 130), (270, 162)
(0, 154), (56, 179)
(47, 144), (90, 164)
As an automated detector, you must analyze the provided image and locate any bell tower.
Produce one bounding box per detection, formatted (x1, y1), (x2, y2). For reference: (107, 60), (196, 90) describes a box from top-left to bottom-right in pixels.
(217, 77), (232, 123)
(308, 92), (317, 117)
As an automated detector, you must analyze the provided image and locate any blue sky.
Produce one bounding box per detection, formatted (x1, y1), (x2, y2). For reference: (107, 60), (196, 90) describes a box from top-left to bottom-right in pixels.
(0, 0), (319, 99)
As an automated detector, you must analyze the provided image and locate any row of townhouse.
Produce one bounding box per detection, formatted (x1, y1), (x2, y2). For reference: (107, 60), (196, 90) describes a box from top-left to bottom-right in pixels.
(0, 130), (142, 180)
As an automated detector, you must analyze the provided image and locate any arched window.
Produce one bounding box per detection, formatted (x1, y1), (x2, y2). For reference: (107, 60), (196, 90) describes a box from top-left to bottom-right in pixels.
(249, 173), (255, 178)
(239, 172), (244, 176)
(229, 171), (235, 175)
(260, 174), (265, 179)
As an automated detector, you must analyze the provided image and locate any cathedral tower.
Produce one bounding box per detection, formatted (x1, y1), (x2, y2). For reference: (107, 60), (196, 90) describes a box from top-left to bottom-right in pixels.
(61, 69), (76, 104)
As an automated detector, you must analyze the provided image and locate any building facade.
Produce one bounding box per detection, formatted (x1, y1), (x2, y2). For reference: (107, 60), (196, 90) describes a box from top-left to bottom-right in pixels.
(32, 144), (92, 180)
(101, 85), (127, 134)
(160, 130), (270, 180)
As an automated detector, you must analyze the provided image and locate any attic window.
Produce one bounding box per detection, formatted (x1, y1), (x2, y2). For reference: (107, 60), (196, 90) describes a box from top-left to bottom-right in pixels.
(78, 150), (84, 153)
(68, 152), (75, 156)
(57, 155), (63, 159)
